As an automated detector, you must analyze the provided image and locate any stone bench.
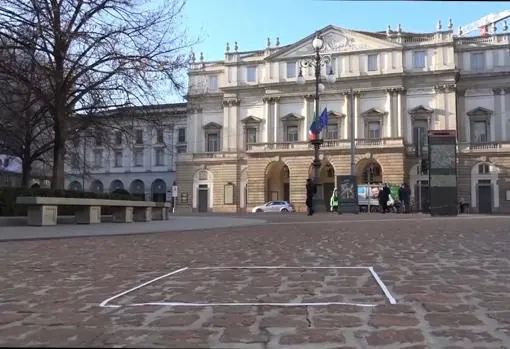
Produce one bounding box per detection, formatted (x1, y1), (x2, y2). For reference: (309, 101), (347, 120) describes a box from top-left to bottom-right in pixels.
(15, 197), (167, 226)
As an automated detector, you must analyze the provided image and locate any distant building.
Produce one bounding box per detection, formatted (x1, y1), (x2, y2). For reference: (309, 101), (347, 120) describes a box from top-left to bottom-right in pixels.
(65, 103), (187, 201)
(177, 21), (510, 213)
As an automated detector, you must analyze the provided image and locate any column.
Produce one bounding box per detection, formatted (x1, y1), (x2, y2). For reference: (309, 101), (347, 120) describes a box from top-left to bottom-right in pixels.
(302, 95), (311, 141)
(231, 99), (240, 151)
(222, 101), (230, 151)
(457, 89), (468, 143)
(491, 89), (499, 142)
(397, 88), (404, 137)
(273, 97), (279, 142)
(354, 91), (360, 139)
(343, 92), (350, 139)
(386, 89), (393, 137)
(263, 98), (270, 143)
(502, 89), (507, 141)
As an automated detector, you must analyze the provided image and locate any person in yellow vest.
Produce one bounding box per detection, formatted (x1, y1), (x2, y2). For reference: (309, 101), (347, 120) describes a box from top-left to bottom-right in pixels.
(330, 188), (339, 213)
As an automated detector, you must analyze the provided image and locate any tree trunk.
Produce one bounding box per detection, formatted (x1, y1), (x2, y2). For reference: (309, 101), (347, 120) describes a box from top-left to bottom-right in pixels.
(51, 122), (66, 190)
(21, 157), (32, 187)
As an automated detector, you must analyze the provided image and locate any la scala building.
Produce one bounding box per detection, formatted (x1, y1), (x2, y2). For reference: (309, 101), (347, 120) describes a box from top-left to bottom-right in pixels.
(176, 20), (510, 214)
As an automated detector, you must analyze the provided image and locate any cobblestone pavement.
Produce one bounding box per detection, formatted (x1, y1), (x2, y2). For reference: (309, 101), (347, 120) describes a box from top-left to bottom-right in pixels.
(1, 213), (510, 348)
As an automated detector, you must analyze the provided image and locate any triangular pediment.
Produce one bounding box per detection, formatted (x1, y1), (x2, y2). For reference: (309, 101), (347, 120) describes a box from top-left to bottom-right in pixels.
(467, 107), (493, 117)
(408, 105), (434, 114)
(328, 110), (345, 119)
(361, 107), (387, 117)
(241, 115), (262, 124)
(281, 113), (304, 121)
(203, 121), (222, 129)
(268, 25), (401, 60)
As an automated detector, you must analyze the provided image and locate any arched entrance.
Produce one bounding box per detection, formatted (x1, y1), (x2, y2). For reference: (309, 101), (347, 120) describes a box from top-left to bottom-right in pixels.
(68, 181), (82, 191)
(129, 180), (146, 200)
(193, 169), (213, 212)
(471, 162), (499, 213)
(90, 180), (104, 193)
(265, 161), (290, 202)
(356, 158), (383, 185)
(109, 180), (124, 192)
(151, 179), (167, 202)
(409, 163), (429, 212)
(308, 161), (336, 210)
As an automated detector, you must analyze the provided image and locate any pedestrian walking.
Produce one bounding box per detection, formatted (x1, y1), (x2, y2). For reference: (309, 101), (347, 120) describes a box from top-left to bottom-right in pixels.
(379, 183), (391, 213)
(329, 188), (339, 213)
(306, 178), (316, 216)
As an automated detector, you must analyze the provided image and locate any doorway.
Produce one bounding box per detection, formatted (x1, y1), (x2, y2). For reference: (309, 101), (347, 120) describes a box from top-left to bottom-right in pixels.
(415, 180), (429, 213)
(323, 182), (335, 210)
(198, 184), (208, 213)
(477, 180), (492, 214)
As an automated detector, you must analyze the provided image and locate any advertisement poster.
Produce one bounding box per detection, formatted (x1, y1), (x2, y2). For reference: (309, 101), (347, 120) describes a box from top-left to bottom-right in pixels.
(336, 175), (359, 214)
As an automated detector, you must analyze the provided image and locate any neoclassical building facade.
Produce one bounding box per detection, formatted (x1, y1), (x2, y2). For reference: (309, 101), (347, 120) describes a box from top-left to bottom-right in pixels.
(65, 103), (188, 201)
(176, 23), (510, 214)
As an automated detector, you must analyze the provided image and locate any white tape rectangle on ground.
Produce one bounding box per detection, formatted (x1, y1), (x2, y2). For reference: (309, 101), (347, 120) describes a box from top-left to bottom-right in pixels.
(99, 265), (397, 308)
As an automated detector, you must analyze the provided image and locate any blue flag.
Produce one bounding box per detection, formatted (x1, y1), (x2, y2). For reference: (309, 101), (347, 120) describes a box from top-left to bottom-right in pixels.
(319, 107), (328, 129)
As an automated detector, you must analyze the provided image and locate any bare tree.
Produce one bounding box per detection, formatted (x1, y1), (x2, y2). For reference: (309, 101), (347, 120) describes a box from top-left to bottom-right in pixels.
(0, 0), (194, 189)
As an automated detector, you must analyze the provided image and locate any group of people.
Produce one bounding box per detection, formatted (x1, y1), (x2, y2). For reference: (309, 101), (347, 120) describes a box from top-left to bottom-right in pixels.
(306, 178), (412, 215)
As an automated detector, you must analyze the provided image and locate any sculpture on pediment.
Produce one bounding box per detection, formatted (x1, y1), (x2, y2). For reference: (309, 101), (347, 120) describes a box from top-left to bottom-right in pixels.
(321, 32), (368, 53)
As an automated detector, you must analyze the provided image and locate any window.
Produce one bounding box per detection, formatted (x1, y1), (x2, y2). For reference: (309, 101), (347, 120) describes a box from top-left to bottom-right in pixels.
(206, 132), (220, 152)
(413, 51), (426, 68)
(286, 61), (296, 78)
(135, 129), (144, 144)
(367, 121), (381, 139)
(412, 120), (428, 147)
(177, 146), (187, 154)
(478, 163), (490, 175)
(326, 60), (334, 75)
(154, 148), (165, 166)
(368, 54), (378, 71)
(71, 153), (80, 169)
(471, 52), (485, 71)
(156, 129), (164, 144)
(208, 75), (218, 90)
(471, 120), (489, 143)
(325, 123), (338, 140)
(245, 127), (257, 149)
(177, 128), (186, 143)
(246, 66), (257, 82)
(114, 150), (123, 167)
(286, 125), (299, 142)
(115, 131), (122, 146)
(93, 149), (102, 168)
(133, 149), (143, 167)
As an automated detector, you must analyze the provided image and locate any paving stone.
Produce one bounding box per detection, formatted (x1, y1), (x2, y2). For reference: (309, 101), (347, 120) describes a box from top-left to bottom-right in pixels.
(364, 329), (425, 346)
(259, 315), (309, 328)
(279, 329), (345, 344)
(203, 314), (257, 327)
(425, 313), (483, 327)
(147, 314), (200, 327)
(313, 315), (363, 328)
(368, 314), (420, 328)
(219, 327), (269, 343)
(430, 329), (502, 343)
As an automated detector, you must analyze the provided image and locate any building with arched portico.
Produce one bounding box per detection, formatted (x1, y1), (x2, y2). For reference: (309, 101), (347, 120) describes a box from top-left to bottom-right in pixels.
(175, 22), (510, 214)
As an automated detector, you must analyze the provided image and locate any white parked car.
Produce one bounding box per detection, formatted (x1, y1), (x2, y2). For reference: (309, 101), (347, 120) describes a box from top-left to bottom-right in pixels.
(252, 201), (295, 213)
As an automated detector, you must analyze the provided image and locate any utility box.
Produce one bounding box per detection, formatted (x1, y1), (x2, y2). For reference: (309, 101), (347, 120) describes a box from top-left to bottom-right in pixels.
(427, 130), (458, 216)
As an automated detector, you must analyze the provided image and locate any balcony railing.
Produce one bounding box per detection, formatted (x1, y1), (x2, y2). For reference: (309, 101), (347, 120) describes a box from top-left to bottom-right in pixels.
(177, 151), (241, 161)
(459, 142), (510, 152)
(246, 138), (404, 152)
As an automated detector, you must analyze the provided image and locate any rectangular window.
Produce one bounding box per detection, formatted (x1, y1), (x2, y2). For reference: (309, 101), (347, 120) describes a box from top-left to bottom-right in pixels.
(367, 121), (381, 139)
(135, 129), (144, 144)
(93, 149), (102, 168)
(368, 54), (378, 71)
(177, 128), (186, 143)
(413, 50), (426, 68)
(286, 125), (299, 142)
(246, 66), (257, 82)
(177, 146), (187, 154)
(154, 148), (165, 166)
(208, 75), (218, 90)
(133, 149), (143, 167)
(286, 61), (296, 78)
(115, 131), (122, 146)
(325, 123), (338, 140)
(114, 150), (123, 167)
(245, 127), (257, 149)
(472, 121), (488, 143)
(413, 121), (428, 147)
(156, 129), (164, 144)
(470, 52), (485, 71)
(206, 133), (220, 152)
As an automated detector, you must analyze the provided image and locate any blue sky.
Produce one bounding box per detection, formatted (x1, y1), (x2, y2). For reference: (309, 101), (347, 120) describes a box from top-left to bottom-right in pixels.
(182, 0), (510, 61)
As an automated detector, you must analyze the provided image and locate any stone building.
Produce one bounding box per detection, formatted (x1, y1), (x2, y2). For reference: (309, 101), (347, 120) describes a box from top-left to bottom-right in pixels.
(177, 21), (510, 214)
(65, 103), (187, 201)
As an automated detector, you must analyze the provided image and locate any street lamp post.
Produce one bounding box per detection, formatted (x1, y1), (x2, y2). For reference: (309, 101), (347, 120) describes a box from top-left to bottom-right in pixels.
(297, 31), (335, 211)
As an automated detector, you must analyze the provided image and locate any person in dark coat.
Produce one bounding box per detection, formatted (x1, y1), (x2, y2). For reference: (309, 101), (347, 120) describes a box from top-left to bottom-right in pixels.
(306, 178), (316, 216)
(379, 183), (390, 213)
(398, 183), (407, 213)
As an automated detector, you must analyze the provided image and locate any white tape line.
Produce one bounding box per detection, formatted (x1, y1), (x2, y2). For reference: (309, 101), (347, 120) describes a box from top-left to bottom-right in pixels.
(191, 266), (371, 270)
(125, 301), (377, 307)
(99, 267), (188, 308)
(368, 266), (397, 305)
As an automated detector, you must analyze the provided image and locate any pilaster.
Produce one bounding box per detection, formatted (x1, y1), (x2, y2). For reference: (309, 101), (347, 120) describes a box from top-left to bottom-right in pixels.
(342, 91), (350, 139)
(353, 90), (360, 138)
(273, 97), (280, 142)
(492, 88), (500, 142)
(303, 94), (314, 141)
(386, 88), (393, 137)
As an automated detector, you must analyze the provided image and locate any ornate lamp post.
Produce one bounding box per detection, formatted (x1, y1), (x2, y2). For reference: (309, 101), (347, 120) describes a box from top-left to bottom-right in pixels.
(296, 31), (335, 210)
